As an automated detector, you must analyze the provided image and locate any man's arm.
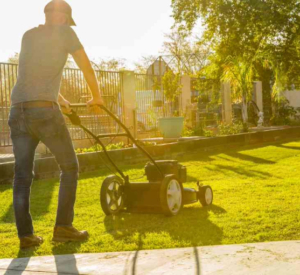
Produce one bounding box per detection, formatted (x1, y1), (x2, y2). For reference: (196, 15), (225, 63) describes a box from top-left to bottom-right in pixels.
(71, 48), (104, 107)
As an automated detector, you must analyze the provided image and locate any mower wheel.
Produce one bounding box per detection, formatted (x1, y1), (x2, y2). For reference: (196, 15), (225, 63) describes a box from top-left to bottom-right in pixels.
(100, 175), (124, 216)
(160, 175), (183, 216)
(199, 185), (213, 207)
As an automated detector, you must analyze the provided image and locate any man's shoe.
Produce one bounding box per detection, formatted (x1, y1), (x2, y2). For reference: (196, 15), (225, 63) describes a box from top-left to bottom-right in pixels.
(52, 226), (89, 242)
(20, 235), (44, 249)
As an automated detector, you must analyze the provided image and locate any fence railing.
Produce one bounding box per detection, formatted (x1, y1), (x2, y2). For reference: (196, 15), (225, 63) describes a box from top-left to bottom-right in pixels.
(61, 68), (124, 140)
(1, 64), (212, 147)
(135, 74), (165, 135)
(0, 63), (124, 147)
(135, 74), (183, 135)
(0, 63), (18, 147)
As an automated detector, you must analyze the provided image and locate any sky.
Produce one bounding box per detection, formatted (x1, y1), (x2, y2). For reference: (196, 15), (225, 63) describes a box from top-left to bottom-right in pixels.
(0, 0), (175, 68)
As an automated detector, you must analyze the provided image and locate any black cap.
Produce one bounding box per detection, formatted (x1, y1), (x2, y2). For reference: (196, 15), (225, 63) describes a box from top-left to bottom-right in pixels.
(44, 0), (76, 26)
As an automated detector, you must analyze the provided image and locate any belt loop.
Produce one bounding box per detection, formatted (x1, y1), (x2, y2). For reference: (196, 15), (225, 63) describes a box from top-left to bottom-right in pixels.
(21, 102), (24, 114)
(52, 102), (54, 109)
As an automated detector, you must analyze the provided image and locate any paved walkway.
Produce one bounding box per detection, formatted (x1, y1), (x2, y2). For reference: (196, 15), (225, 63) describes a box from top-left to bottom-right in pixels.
(0, 241), (300, 274)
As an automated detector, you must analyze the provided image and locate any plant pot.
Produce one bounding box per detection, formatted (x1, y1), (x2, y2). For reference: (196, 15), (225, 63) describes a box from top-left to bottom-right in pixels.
(158, 117), (184, 138)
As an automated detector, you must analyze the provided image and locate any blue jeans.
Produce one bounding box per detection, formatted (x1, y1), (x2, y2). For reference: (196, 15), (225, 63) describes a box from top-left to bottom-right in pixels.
(8, 103), (79, 238)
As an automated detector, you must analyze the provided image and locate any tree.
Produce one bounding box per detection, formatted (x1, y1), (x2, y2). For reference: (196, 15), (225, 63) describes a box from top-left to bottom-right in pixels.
(171, 0), (300, 122)
(160, 70), (182, 116)
(134, 55), (157, 74)
(8, 53), (19, 64)
(162, 70), (182, 102)
(91, 58), (127, 71)
(222, 56), (254, 124)
(161, 27), (210, 75)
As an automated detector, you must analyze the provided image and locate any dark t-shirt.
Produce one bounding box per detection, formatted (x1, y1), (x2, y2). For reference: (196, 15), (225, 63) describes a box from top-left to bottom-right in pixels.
(11, 25), (83, 105)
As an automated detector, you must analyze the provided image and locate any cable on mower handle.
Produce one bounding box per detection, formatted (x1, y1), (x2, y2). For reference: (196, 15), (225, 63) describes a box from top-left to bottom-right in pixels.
(68, 103), (164, 179)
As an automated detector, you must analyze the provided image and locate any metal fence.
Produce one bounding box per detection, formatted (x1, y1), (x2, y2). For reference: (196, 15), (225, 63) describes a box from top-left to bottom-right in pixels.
(61, 68), (124, 140)
(135, 74), (182, 135)
(0, 63), (124, 147)
(0, 63), (18, 147)
(135, 74), (165, 135)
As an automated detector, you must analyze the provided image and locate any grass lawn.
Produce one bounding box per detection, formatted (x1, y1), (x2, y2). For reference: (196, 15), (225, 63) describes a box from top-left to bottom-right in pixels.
(1, 140), (300, 259)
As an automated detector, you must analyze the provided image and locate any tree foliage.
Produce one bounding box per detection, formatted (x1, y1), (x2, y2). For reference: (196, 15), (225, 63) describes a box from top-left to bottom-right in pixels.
(161, 27), (211, 75)
(134, 55), (157, 74)
(171, 0), (300, 118)
(162, 70), (182, 102)
(7, 53), (19, 64)
(91, 58), (127, 71)
(222, 56), (255, 122)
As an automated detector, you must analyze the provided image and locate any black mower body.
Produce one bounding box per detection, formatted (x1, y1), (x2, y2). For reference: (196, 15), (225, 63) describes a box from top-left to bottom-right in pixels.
(123, 160), (198, 212)
(145, 160), (187, 183)
(124, 180), (199, 212)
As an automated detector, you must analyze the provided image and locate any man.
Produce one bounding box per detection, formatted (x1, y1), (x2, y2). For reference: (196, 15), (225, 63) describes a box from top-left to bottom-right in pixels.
(9, 0), (104, 249)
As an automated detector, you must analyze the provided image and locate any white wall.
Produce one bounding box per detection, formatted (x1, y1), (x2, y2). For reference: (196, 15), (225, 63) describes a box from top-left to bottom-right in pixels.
(284, 90), (300, 108)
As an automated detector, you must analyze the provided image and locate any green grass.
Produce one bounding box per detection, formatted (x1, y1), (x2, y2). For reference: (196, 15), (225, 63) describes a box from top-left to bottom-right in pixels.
(1, 140), (300, 259)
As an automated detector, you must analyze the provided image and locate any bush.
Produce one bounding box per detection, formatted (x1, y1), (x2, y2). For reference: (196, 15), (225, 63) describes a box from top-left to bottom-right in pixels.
(76, 142), (131, 154)
(182, 125), (214, 137)
(75, 141), (156, 154)
(271, 100), (299, 126)
(218, 122), (244, 135)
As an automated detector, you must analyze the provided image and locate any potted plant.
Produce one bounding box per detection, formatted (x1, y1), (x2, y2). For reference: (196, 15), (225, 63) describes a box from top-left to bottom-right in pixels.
(158, 70), (184, 138)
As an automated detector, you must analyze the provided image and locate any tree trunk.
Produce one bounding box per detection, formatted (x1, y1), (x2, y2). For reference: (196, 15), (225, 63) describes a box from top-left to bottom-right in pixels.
(242, 95), (248, 123)
(255, 64), (273, 125)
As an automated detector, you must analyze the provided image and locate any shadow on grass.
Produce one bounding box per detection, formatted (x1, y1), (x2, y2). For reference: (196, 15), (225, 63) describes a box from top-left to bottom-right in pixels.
(223, 152), (275, 164)
(0, 180), (56, 223)
(275, 144), (300, 150)
(104, 205), (225, 247)
(61, 139), (300, 187)
(104, 206), (223, 274)
(51, 240), (83, 256)
(172, 139), (300, 167)
(206, 164), (273, 179)
(0, 183), (12, 193)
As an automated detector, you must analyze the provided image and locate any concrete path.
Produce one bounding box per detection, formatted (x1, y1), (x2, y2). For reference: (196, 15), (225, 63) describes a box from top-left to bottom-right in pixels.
(1, 241), (300, 275)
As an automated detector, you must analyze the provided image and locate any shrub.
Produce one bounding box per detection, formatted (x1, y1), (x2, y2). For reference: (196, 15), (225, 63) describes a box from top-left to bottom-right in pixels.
(271, 100), (298, 126)
(182, 125), (214, 137)
(218, 122), (244, 135)
(76, 142), (131, 154)
(75, 141), (156, 154)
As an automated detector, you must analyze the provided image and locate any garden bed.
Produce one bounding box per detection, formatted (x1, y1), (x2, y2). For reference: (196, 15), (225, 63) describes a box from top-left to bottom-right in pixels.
(1, 126), (300, 184)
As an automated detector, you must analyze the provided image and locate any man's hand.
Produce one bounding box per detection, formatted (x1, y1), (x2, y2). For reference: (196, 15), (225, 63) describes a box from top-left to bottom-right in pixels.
(58, 96), (72, 114)
(87, 97), (104, 114)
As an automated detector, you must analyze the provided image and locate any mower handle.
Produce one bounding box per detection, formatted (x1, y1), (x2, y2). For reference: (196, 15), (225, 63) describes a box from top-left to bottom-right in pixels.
(69, 103), (101, 108)
(68, 103), (164, 178)
(69, 103), (111, 115)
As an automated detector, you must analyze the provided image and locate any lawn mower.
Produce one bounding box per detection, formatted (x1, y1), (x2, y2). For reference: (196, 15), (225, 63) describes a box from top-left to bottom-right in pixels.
(67, 103), (213, 216)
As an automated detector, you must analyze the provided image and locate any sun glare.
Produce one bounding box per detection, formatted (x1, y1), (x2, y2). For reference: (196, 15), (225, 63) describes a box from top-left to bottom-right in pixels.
(0, 0), (174, 68)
